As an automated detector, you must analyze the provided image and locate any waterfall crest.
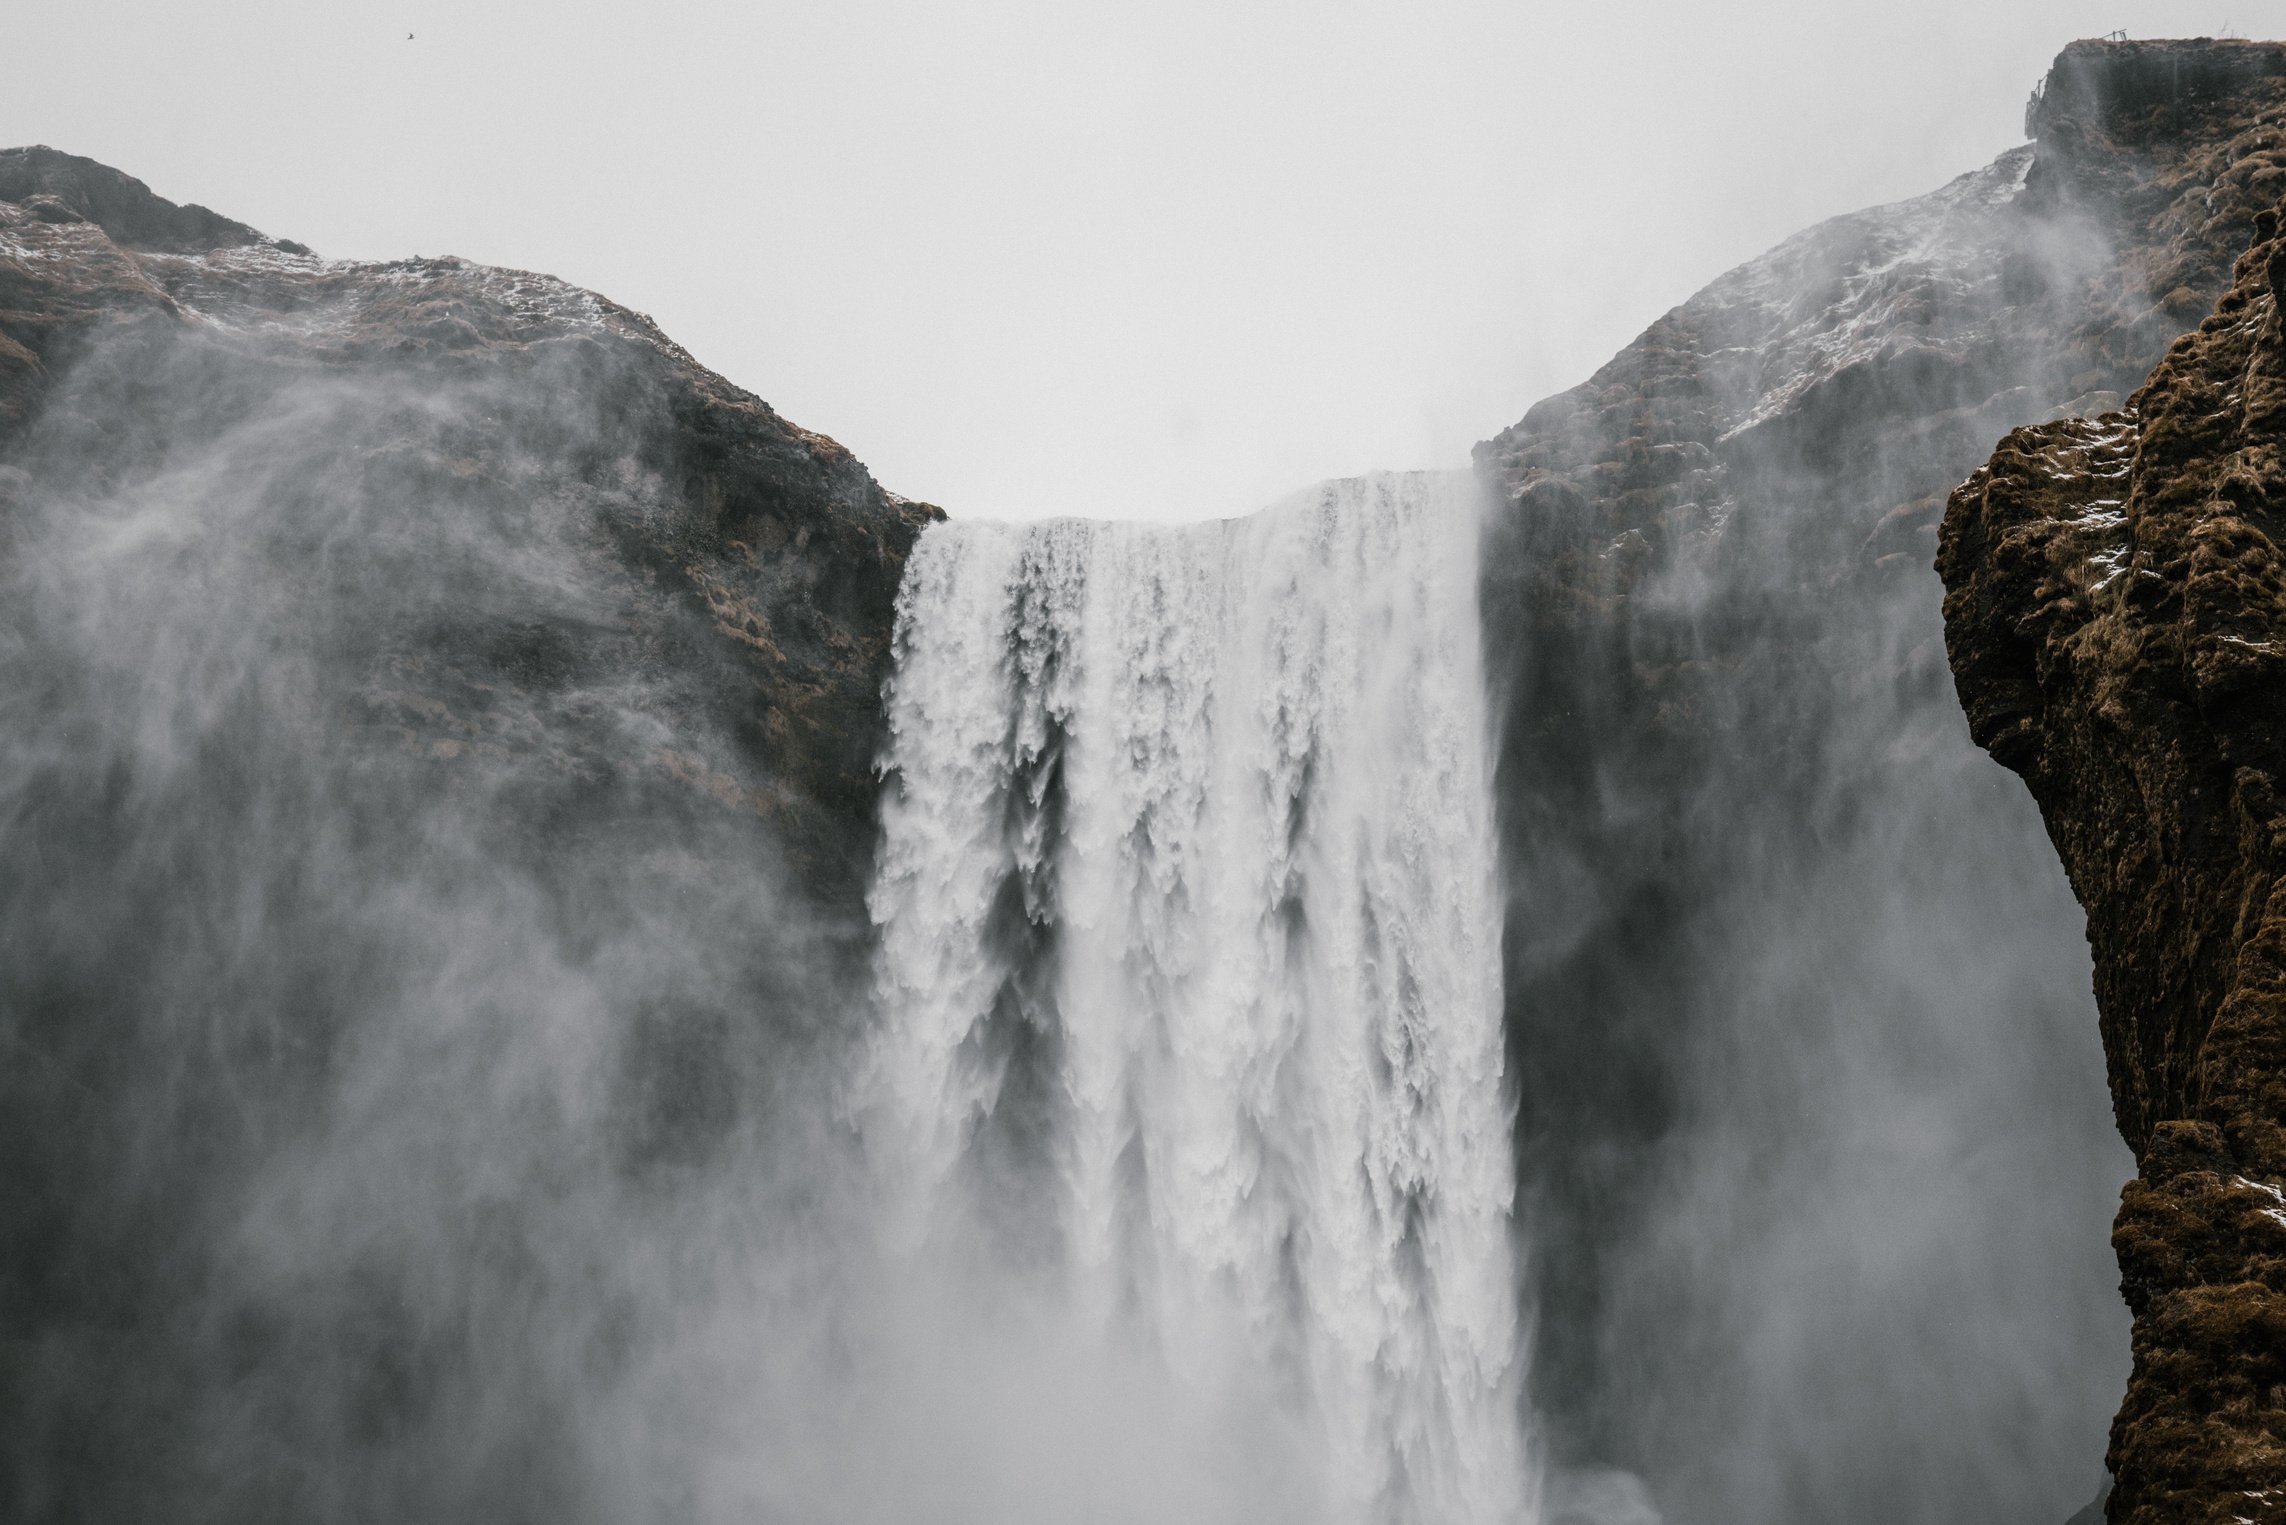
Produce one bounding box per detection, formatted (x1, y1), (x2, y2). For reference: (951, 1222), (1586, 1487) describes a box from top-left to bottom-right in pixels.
(863, 470), (1530, 1525)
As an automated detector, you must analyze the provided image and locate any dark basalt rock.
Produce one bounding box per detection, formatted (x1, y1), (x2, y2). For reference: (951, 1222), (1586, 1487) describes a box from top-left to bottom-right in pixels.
(1942, 164), (2286, 1524)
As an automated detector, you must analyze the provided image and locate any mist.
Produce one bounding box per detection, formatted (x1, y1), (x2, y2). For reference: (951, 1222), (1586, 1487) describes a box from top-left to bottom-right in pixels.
(1480, 132), (2148, 1523)
(8, 15), (2250, 1525)
(0, 267), (1518, 1525)
(863, 477), (1525, 1524)
(0, 310), (1225, 1524)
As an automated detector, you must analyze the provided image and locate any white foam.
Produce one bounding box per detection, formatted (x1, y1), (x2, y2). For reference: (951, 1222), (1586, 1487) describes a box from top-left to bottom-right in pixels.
(863, 470), (1532, 1525)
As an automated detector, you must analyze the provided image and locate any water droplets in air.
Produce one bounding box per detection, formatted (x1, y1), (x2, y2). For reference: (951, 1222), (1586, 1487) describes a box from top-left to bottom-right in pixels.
(864, 470), (1531, 1525)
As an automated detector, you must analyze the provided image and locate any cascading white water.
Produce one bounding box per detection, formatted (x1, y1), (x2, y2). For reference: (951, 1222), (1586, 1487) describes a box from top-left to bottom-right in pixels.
(863, 470), (1530, 1525)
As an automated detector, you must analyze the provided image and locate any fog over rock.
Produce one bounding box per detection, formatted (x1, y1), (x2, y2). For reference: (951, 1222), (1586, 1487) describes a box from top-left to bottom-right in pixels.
(7, 35), (2286, 1525)
(0, 144), (930, 1522)
(1479, 35), (2286, 1525)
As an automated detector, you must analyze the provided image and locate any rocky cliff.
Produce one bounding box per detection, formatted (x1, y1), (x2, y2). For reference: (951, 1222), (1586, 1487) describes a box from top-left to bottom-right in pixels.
(1940, 94), (2286, 1525)
(0, 148), (931, 1520)
(1481, 36), (2286, 1525)
(0, 145), (934, 887)
(13, 35), (2286, 1524)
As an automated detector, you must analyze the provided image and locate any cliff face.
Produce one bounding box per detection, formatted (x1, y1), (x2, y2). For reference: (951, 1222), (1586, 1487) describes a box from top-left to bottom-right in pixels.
(0, 149), (930, 1520)
(0, 146), (933, 884)
(1941, 152), (2286, 1525)
(16, 38), (2286, 1520)
(1480, 37), (2286, 1525)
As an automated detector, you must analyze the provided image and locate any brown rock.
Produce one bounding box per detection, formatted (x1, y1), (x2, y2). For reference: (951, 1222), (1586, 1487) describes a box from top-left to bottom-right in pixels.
(1940, 114), (2286, 1522)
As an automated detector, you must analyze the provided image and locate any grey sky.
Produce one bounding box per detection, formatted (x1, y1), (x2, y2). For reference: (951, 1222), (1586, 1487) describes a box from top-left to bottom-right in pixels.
(9, 1), (2284, 520)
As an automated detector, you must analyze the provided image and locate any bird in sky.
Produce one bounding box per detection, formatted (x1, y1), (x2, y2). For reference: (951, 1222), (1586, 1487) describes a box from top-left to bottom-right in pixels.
(406, 32), (414, 40)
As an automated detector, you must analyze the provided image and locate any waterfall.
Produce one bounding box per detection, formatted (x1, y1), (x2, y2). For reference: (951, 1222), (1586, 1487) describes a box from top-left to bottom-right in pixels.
(862, 470), (1529, 1525)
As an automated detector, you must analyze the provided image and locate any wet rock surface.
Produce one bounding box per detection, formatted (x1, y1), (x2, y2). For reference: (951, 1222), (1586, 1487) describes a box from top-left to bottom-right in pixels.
(13, 32), (2286, 1522)
(1482, 37), (2286, 1524)
(1942, 153), (2286, 1525)
(0, 146), (932, 1519)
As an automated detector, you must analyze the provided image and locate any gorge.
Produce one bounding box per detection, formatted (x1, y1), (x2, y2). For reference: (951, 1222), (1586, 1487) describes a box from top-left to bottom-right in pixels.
(7, 33), (2286, 1525)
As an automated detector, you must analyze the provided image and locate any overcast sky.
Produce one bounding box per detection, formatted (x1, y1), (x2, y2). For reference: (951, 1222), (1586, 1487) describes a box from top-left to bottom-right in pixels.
(9, 2), (2286, 520)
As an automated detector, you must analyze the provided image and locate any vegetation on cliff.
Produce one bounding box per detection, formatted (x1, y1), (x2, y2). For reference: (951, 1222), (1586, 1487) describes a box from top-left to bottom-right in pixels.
(1943, 126), (2286, 1525)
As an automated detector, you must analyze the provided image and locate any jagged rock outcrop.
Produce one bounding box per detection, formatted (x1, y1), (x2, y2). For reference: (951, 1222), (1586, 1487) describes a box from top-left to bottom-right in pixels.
(1941, 150), (2286, 1525)
(1480, 37), (2286, 1524)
